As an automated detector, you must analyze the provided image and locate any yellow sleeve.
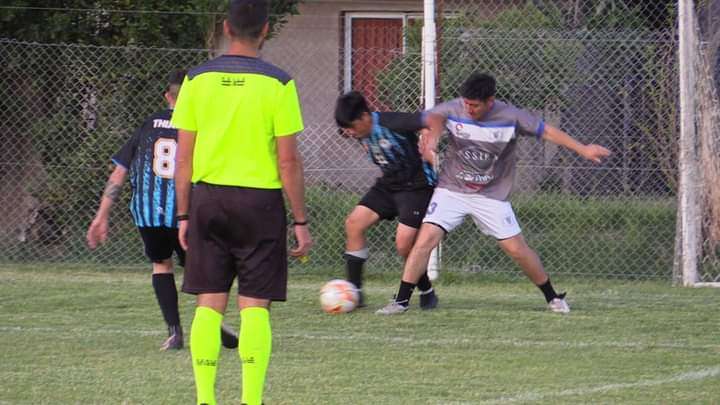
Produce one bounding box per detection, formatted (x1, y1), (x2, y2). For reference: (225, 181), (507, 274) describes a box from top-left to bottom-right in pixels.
(170, 76), (197, 132)
(273, 79), (304, 137)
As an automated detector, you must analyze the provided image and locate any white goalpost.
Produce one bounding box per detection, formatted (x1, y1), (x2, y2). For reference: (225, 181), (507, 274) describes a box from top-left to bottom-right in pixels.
(422, 0), (441, 280)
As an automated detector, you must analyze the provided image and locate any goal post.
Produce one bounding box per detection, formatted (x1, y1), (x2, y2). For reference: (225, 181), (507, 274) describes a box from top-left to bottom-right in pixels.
(677, 0), (702, 286)
(423, 0), (442, 279)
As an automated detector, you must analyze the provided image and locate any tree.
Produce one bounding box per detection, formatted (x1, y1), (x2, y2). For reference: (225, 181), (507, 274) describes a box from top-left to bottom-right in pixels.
(0, 0), (301, 47)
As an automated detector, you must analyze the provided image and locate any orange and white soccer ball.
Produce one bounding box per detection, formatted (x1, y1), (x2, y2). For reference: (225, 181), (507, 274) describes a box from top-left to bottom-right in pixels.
(320, 279), (359, 314)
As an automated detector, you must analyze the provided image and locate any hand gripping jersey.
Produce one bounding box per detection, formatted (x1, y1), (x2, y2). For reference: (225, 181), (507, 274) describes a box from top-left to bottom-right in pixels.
(429, 99), (545, 201)
(362, 112), (437, 191)
(112, 109), (179, 228)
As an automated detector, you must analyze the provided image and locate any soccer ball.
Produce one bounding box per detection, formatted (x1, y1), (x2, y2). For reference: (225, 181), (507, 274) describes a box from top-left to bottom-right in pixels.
(319, 279), (359, 314)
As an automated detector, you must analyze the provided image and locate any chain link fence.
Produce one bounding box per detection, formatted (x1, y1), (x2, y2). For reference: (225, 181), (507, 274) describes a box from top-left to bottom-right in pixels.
(0, 1), (718, 283)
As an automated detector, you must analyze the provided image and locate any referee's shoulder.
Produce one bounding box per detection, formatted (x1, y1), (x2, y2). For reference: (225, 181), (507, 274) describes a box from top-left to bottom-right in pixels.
(187, 55), (293, 85)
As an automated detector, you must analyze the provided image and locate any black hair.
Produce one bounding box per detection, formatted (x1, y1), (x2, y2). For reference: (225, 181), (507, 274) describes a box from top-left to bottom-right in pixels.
(334, 91), (370, 128)
(167, 69), (186, 89)
(166, 69), (187, 97)
(459, 72), (496, 101)
(227, 0), (269, 40)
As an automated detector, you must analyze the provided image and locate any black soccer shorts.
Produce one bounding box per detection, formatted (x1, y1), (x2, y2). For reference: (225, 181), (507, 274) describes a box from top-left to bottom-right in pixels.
(358, 184), (434, 229)
(181, 182), (288, 301)
(137, 227), (186, 267)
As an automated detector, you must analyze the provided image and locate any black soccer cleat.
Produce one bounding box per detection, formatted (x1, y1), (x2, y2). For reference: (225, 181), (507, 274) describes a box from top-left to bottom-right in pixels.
(160, 325), (183, 351)
(419, 291), (439, 310)
(221, 324), (239, 349)
(356, 289), (366, 308)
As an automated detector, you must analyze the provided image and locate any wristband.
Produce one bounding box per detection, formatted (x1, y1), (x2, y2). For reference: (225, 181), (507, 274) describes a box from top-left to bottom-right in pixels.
(176, 214), (189, 221)
(292, 220), (308, 226)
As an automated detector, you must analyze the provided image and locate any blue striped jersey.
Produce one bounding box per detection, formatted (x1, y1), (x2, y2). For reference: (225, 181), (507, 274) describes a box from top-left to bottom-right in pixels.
(112, 109), (178, 228)
(361, 112), (437, 190)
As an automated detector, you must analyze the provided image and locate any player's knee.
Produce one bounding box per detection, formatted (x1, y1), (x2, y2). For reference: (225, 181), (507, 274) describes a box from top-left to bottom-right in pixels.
(152, 259), (174, 274)
(414, 235), (439, 253)
(344, 215), (366, 235)
(395, 241), (412, 258)
(502, 242), (528, 260)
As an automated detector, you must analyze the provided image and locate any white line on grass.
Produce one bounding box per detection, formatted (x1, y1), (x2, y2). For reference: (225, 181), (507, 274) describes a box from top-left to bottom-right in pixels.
(279, 332), (719, 351)
(480, 366), (720, 404)
(2, 326), (718, 351)
(0, 325), (162, 336)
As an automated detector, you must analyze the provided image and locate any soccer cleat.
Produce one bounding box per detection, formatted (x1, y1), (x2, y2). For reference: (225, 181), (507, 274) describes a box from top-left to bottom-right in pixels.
(160, 325), (183, 351)
(356, 289), (366, 308)
(375, 299), (409, 315)
(419, 291), (439, 310)
(548, 294), (570, 314)
(221, 324), (239, 349)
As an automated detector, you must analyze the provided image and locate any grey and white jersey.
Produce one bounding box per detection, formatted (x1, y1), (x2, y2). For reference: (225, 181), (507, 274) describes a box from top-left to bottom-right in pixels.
(429, 98), (545, 200)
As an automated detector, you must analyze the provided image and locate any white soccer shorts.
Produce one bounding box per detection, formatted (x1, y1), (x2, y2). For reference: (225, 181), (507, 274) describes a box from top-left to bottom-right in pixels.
(422, 187), (522, 240)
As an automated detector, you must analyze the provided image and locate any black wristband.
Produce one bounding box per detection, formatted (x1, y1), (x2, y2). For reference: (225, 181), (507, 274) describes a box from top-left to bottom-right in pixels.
(292, 220), (308, 226)
(176, 214), (189, 221)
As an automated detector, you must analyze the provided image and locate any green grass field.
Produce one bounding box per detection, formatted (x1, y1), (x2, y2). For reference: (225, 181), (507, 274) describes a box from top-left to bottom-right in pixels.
(1, 265), (719, 404)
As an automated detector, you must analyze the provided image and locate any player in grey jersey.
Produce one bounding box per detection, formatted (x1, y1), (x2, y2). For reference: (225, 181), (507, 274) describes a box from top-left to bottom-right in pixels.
(377, 72), (611, 315)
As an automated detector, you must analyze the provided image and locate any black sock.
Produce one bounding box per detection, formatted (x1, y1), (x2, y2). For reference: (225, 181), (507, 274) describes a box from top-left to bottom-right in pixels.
(537, 278), (560, 303)
(152, 273), (180, 327)
(416, 272), (432, 293)
(395, 281), (416, 307)
(344, 254), (366, 290)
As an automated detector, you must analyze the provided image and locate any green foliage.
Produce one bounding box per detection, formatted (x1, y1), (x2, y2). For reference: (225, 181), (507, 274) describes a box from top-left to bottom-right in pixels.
(377, 1), (671, 110)
(377, 3), (582, 111)
(636, 41), (679, 193)
(0, 0), (302, 47)
(584, 0), (647, 30)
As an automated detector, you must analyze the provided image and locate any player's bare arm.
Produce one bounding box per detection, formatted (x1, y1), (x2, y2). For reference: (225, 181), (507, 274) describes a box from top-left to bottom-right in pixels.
(541, 124), (611, 164)
(420, 112), (446, 163)
(175, 129), (196, 250)
(87, 165), (127, 249)
(277, 134), (313, 257)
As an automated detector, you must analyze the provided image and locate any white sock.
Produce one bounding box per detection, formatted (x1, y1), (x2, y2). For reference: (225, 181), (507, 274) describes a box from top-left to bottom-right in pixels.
(345, 247), (369, 260)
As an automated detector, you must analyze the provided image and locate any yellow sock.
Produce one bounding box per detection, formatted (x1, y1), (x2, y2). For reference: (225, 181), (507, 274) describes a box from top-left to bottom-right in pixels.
(239, 307), (271, 405)
(190, 306), (223, 405)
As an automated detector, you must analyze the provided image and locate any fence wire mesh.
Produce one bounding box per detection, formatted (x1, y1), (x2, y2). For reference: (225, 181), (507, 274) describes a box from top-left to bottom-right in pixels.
(0, 1), (718, 283)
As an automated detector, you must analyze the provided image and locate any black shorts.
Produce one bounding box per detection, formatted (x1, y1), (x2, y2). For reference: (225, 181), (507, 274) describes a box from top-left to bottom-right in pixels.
(358, 184), (434, 228)
(137, 227), (185, 267)
(182, 183), (288, 301)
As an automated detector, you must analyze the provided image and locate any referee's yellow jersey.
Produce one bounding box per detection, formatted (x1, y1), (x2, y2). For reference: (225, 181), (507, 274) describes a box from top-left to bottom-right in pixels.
(171, 55), (304, 189)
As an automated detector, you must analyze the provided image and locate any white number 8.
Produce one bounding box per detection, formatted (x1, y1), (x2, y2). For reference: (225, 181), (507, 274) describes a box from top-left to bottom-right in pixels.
(153, 138), (177, 179)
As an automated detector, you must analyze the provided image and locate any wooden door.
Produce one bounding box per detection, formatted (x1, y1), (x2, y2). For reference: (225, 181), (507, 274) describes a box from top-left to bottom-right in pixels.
(350, 18), (404, 111)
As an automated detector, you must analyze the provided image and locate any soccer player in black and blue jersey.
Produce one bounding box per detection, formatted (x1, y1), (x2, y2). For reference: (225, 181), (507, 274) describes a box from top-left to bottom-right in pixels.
(86, 70), (237, 351)
(334, 91), (439, 309)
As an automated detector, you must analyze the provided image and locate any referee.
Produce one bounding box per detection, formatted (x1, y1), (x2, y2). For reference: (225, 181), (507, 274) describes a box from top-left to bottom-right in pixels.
(171, 1), (312, 404)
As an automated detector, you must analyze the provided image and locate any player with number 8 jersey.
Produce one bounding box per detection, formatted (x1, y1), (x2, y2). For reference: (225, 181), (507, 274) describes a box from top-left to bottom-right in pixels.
(113, 108), (180, 228)
(86, 70), (238, 352)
